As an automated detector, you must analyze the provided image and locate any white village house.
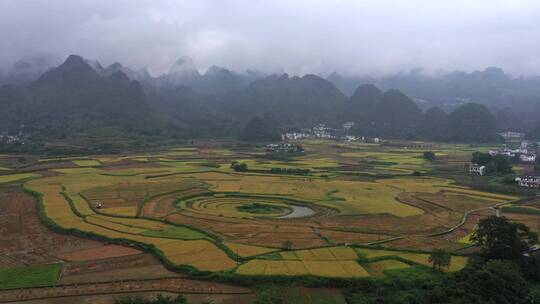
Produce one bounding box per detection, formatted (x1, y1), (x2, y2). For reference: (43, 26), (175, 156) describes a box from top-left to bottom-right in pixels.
(469, 163), (486, 176)
(520, 154), (537, 162)
(498, 131), (525, 140)
(266, 142), (303, 153)
(515, 176), (540, 188)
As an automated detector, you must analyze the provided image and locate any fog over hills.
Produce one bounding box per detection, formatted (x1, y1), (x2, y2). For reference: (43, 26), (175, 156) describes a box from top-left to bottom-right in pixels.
(2, 54), (540, 130)
(2, 1), (540, 76)
(2, 1), (540, 148)
(0, 54), (526, 148)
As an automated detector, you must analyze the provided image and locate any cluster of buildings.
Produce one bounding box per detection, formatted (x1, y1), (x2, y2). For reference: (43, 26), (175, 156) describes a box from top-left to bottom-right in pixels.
(281, 124), (338, 141)
(281, 122), (381, 143)
(488, 141), (537, 163)
(515, 176), (540, 188)
(470, 139), (540, 188)
(281, 123), (340, 140)
(0, 125), (28, 145)
(498, 131), (525, 140)
(0, 133), (26, 144)
(265, 142), (304, 154)
(469, 163), (540, 188)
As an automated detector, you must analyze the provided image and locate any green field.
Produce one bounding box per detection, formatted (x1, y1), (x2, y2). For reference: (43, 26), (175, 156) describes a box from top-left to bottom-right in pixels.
(501, 205), (540, 215)
(72, 159), (101, 167)
(0, 264), (63, 289)
(0, 173), (40, 184)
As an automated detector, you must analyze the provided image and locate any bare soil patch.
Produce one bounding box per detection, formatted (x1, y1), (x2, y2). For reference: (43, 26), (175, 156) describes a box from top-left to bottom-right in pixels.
(57, 245), (142, 262)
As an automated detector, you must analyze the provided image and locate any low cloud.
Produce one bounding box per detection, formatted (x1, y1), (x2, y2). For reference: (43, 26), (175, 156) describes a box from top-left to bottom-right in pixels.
(1, 0), (540, 76)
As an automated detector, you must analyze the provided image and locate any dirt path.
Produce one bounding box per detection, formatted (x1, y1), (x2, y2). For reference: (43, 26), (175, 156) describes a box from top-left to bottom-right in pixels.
(0, 278), (253, 303)
(365, 197), (526, 246)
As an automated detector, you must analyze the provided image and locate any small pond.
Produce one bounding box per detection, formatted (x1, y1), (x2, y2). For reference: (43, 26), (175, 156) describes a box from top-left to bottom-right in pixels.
(276, 205), (316, 219)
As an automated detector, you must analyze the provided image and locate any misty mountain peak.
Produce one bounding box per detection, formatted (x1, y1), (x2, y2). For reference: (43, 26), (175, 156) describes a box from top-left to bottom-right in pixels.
(351, 84), (383, 103)
(483, 66), (508, 80)
(62, 55), (87, 68)
(86, 60), (104, 72)
(109, 62), (124, 70)
(110, 70), (130, 84)
(484, 66), (505, 75)
(206, 65), (231, 76)
(138, 67), (151, 78)
(13, 60), (32, 70)
(169, 56), (198, 74)
(353, 84), (382, 95)
(384, 89), (411, 100)
(327, 72), (343, 82)
(37, 54), (97, 83)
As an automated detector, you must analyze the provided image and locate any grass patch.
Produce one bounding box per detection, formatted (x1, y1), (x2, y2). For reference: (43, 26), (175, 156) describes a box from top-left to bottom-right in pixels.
(363, 259), (410, 277)
(459, 233), (474, 245)
(383, 265), (444, 281)
(501, 206), (540, 215)
(0, 173), (40, 184)
(0, 264), (63, 289)
(236, 202), (288, 214)
(72, 159), (101, 167)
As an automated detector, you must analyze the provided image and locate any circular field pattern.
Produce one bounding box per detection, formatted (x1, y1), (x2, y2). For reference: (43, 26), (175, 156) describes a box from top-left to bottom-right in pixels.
(177, 193), (318, 219)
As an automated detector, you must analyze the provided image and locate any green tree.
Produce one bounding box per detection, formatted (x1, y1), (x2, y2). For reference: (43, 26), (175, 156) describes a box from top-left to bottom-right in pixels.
(429, 249), (451, 271)
(535, 156), (540, 173)
(460, 260), (527, 304)
(493, 154), (512, 174)
(472, 151), (493, 166)
(471, 152), (512, 174)
(230, 161), (248, 172)
(528, 285), (540, 304)
(471, 216), (538, 260)
(423, 151), (436, 161)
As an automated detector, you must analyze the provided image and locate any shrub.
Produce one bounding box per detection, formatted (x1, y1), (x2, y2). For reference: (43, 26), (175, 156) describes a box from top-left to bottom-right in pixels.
(423, 151), (436, 161)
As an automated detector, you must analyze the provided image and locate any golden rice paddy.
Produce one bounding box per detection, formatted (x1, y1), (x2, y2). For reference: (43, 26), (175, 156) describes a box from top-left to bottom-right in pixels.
(19, 141), (515, 278)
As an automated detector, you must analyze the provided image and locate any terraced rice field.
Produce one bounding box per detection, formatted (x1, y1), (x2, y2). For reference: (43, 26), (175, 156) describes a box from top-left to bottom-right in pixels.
(14, 140), (516, 279)
(236, 259), (369, 278)
(72, 159), (101, 167)
(223, 242), (279, 257)
(0, 173), (40, 184)
(355, 248), (468, 272)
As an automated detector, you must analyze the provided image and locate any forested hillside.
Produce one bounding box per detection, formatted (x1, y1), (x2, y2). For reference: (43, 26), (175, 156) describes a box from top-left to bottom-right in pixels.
(0, 55), (534, 146)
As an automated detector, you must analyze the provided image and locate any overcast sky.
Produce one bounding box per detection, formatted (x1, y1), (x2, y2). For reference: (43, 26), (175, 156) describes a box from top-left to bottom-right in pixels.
(1, 0), (540, 76)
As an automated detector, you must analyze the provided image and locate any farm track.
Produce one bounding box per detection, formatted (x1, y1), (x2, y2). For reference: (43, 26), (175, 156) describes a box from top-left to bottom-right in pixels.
(428, 196), (537, 238)
(372, 196), (535, 247)
(0, 277), (253, 303)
